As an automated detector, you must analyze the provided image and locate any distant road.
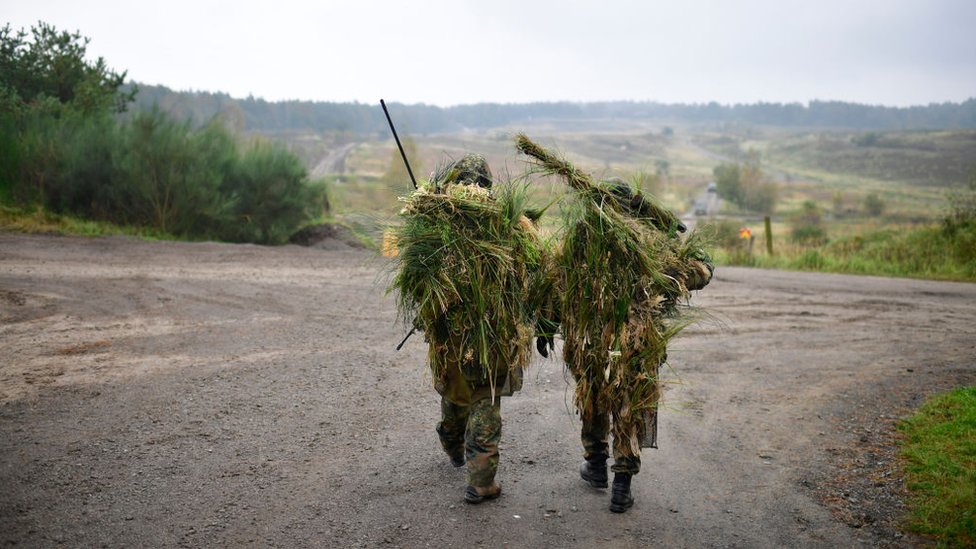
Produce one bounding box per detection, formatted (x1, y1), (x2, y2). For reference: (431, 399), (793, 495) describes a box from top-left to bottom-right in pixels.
(310, 143), (359, 178)
(681, 183), (721, 232)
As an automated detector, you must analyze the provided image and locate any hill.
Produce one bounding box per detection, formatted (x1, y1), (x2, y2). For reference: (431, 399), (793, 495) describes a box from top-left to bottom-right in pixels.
(129, 84), (976, 135)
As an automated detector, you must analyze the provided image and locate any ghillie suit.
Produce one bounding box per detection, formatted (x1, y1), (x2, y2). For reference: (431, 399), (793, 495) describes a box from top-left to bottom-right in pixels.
(387, 153), (548, 502)
(516, 134), (712, 512)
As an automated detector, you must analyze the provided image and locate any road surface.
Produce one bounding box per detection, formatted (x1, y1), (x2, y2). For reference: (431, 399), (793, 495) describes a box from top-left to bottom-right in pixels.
(2, 233), (974, 547)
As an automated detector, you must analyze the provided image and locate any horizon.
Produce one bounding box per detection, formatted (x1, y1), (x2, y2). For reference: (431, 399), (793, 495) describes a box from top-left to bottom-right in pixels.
(136, 82), (975, 110)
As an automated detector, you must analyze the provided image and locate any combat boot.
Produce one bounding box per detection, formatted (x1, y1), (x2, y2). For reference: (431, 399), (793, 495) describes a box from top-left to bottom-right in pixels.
(579, 453), (608, 488)
(463, 482), (501, 504)
(609, 473), (634, 513)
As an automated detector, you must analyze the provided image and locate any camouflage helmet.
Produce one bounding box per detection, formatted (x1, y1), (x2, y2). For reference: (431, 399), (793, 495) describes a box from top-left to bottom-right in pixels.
(444, 153), (492, 189)
(603, 177), (632, 201)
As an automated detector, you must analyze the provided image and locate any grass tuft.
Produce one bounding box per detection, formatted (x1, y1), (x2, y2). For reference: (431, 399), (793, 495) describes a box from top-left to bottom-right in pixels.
(0, 204), (176, 239)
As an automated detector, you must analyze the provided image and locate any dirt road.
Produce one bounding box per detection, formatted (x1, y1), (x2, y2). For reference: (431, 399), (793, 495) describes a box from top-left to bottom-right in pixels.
(2, 233), (974, 548)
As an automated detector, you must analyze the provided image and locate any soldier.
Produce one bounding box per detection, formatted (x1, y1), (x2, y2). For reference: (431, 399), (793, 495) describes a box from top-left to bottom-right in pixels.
(393, 154), (543, 504)
(571, 179), (713, 513)
(515, 133), (712, 514)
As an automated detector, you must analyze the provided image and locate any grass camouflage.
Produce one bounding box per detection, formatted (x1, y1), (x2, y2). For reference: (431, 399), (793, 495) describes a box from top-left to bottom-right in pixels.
(388, 174), (548, 398)
(516, 133), (711, 452)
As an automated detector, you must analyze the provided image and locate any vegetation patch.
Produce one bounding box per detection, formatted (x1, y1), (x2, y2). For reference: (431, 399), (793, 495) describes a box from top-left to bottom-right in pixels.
(1, 22), (327, 245)
(898, 387), (976, 547)
(767, 131), (976, 188)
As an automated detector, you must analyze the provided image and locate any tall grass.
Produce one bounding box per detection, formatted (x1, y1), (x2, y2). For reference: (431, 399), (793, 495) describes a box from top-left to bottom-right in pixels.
(708, 220), (976, 281)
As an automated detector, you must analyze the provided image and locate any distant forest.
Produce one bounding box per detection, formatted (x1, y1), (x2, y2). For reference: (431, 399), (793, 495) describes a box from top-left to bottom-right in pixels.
(131, 84), (976, 134)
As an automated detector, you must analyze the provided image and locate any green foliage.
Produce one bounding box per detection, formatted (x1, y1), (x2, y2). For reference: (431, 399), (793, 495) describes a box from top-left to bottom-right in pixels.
(790, 200), (827, 245)
(0, 22), (135, 117)
(654, 158), (670, 177)
(941, 176), (976, 270)
(898, 387), (976, 547)
(863, 192), (886, 217)
(743, 179), (778, 214)
(221, 140), (328, 244)
(768, 130), (976, 187)
(713, 163), (742, 203)
(944, 175), (976, 234)
(700, 219), (745, 250)
(112, 109), (231, 234)
(46, 113), (117, 215)
(851, 132), (881, 147)
(4, 105), (325, 244)
(1, 203), (175, 239)
(0, 22), (326, 244)
(718, 224), (975, 281)
(713, 158), (778, 214)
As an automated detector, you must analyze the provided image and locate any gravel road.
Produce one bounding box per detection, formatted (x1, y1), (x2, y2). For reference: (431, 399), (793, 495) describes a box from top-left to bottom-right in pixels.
(1, 233), (974, 548)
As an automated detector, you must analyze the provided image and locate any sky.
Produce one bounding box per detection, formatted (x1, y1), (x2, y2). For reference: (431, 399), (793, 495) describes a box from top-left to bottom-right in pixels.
(5, 0), (976, 107)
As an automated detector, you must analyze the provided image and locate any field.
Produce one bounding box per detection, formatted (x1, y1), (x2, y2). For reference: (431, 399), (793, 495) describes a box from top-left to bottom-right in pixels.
(282, 124), (975, 254)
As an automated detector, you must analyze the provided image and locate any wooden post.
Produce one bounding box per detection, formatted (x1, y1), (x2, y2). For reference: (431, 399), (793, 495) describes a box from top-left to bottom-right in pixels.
(764, 216), (773, 255)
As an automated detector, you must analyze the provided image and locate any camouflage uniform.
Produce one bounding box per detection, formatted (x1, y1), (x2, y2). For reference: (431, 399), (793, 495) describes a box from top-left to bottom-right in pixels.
(437, 396), (502, 487)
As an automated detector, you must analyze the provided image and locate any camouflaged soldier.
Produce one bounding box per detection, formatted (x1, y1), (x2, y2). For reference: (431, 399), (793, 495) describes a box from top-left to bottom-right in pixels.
(428, 153), (528, 504)
(573, 179), (713, 513)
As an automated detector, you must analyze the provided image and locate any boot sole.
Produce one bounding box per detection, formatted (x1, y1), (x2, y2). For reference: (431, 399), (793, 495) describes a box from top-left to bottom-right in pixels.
(464, 486), (501, 504)
(609, 498), (634, 513)
(581, 474), (609, 489)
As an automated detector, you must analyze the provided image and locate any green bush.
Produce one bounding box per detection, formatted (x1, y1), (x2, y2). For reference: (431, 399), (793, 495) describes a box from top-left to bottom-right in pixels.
(790, 201), (827, 245)
(1, 22), (325, 245)
(112, 109), (231, 234)
(713, 158), (777, 214)
(863, 192), (886, 216)
(5, 106), (325, 243)
(218, 141), (328, 244)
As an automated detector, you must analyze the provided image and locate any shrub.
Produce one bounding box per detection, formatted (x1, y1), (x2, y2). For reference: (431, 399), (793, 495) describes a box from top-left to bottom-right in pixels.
(790, 200), (827, 245)
(218, 140), (328, 244)
(863, 192), (886, 217)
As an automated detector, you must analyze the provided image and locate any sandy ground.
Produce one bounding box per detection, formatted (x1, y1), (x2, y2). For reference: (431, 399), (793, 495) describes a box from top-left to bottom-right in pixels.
(1, 232), (975, 548)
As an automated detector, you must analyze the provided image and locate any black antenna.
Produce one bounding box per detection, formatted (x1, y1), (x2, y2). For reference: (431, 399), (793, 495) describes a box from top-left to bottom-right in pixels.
(380, 99), (418, 189)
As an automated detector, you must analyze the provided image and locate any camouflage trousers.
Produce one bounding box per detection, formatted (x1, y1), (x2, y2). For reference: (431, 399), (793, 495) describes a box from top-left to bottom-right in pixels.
(436, 396), (502, 488)
(580, 388), (641, 475)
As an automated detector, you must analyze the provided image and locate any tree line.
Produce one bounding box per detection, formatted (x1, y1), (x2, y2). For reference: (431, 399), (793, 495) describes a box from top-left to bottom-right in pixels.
(131, 84), (976, 135)
(1, 23), (327, 244)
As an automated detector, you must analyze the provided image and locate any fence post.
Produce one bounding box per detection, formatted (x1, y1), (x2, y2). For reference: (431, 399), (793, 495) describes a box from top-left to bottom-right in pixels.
(764, 216), (774, 255)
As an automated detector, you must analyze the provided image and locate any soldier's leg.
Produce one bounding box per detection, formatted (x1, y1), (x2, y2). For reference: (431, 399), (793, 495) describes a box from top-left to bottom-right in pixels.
(608, 413), (640, 513)
(609, 433), (641, 474)
(581, 402), (610, 461)
(436, 397), (467, 467)
(579, 383), (610, 488)
(463, 396), (502, 503)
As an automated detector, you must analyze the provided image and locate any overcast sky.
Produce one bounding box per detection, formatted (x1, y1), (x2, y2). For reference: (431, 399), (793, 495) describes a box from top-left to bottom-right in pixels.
(6, 0), (975, 107)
